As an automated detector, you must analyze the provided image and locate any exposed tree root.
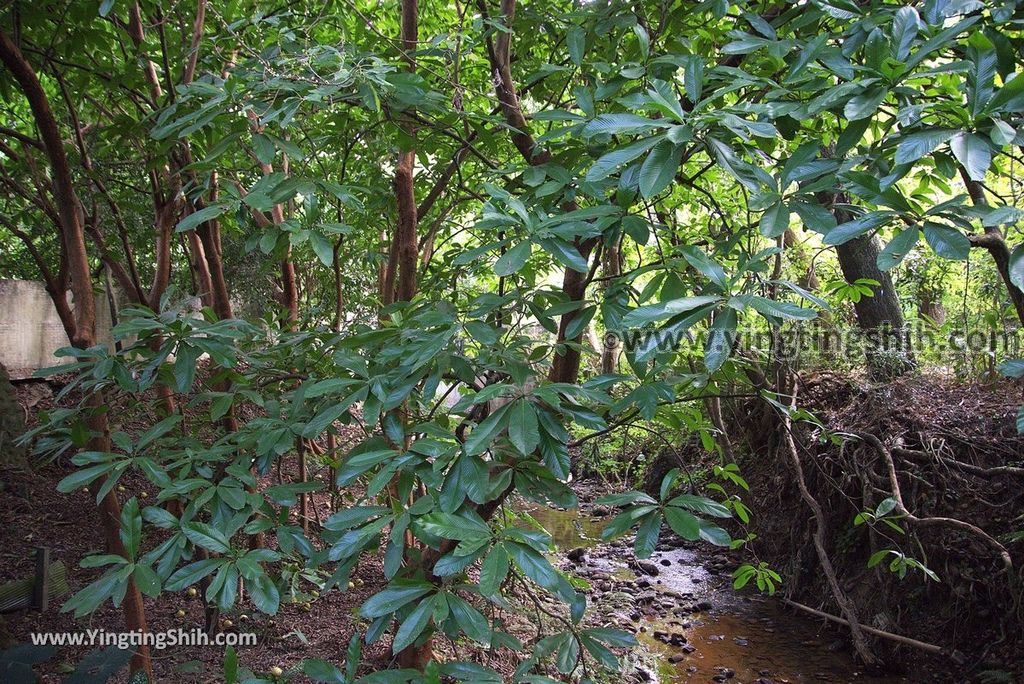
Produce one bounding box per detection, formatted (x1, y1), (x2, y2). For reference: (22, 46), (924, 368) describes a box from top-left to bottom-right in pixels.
(782, 599), (965, 663)
(854, 432), (1013, 572)
(892, 446), (1024, 479)
(780, 390), (879, 667)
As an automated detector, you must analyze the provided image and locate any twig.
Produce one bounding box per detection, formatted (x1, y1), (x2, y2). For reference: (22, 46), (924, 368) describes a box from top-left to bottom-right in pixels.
(782, 599), (964, 662)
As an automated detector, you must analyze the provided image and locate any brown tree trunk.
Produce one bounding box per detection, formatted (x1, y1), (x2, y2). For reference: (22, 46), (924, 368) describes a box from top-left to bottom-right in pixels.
(959, 170), (1024, 324)
(0, 29), (153, 680)
(187, 231), (215, 308)
(824, 196), (914, 380)
(477, 0), (595, 384)
(600, 240), (621, 375)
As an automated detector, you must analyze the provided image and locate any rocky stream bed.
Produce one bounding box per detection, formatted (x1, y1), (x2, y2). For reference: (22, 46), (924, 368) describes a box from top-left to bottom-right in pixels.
(523, 502), (911, 684)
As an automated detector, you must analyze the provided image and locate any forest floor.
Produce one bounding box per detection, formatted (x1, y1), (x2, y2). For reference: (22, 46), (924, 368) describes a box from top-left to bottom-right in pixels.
(0, 372), (1020, 683)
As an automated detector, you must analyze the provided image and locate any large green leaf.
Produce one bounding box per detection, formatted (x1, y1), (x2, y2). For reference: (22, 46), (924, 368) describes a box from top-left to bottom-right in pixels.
(893, 129), (955, 166)
(621, 295), (721, 328)
(876, 227), (919, 270)
(585, 138), (660, 182)
(638, 141), (683, 198)
(923, 222), (971, 260)
(359, 581), (434, 619)
(508, 399), (540, 455)
(951, 132), (991, 181)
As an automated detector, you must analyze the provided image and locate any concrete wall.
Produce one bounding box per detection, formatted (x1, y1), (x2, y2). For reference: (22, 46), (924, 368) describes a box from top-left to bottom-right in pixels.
(0, 279), (114, 379)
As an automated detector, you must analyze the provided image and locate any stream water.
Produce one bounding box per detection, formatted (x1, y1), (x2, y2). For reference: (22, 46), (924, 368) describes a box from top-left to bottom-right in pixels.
(521, 504), (911, 684)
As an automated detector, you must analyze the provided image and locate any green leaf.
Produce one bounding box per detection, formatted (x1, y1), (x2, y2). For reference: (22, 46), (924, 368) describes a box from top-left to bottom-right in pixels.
(923, 222), (970, 260)
(585, 138), (660, 182)
(508, 399), (540, 456)
(876, 227), (919, 270)
(582, 115), (666, 138)
(165, 558), (224, 591)
(668, 494), (731, 518)
(824, 212), (892, 246)
(683, 56), (704, 103)
(447, 594), (491, 644)
(634, 512), (661, 558)
(891, 6), (921, 61)
(463, 403), (511, 456)
(950, 132), (991, 181)
(133, 564), (161, 597)
(760, 201), (790, 238)
(360, 581), (434, 619)
(664, 507), (700, 540)
(252, 134), (276, 165)
(310, 233), (335, 267)
(893, 129), (955, 166)
(494, 241), (531, 276)
(704, 308), (736, 373)
(1009, 245), (1024, 291)
(176, 204), (227, 233)
(844, 87), (887, 120)
(997, 359), (1024, 379)
(538, 238), (589, 274)
(304, 660), (346, 684)
(479, 544), (510, 596)
(392, 596), (436, 653)
(621, 295), (721, 328)
(740, 295), (816, 321)
(183, 522), (231, 553)
(57, 463), (113, 493)
(567, 26), (585, 66)
(638, 142), (683, 198)
(697, 520), (731, 547)
(250, 574), (281, 614)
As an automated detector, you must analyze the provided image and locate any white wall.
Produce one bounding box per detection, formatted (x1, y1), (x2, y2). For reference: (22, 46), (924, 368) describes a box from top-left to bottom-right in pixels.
(0, 279), (114, 379)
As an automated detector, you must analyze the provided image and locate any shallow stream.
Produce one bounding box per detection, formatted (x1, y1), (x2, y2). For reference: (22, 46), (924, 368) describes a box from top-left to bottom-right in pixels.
(521, 504), (910, 684)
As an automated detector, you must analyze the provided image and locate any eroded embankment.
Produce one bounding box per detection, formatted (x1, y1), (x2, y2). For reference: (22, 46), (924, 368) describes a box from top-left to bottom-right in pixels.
(725, 373), (1023, 681)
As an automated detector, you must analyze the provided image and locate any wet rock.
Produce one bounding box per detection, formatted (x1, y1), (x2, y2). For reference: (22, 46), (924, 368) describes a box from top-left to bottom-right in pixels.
(681, 644), (696, 654)
(637, 560), (660, 576)
(667, 654), (686, 664)
(734, 637), (748, 646)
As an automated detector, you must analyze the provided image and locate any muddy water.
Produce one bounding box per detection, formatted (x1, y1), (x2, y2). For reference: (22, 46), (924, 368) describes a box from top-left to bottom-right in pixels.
(520, 505), (910, 684)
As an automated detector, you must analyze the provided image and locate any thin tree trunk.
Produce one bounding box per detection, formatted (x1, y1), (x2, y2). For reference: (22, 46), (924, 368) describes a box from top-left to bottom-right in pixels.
(959, 169), (1024, 324)
(0, 29), (153, 680)
(476, 0), (595, 384)
(600, 240), (621, 374)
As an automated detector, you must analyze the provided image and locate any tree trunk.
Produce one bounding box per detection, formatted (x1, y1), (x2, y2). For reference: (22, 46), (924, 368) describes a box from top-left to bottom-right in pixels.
(477, 0), (596, 385)
(959, 170), (1024, 325)
(825, 196), (914, 380)
(0, 29), (153, 680)
(600, 240), (621, 374)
